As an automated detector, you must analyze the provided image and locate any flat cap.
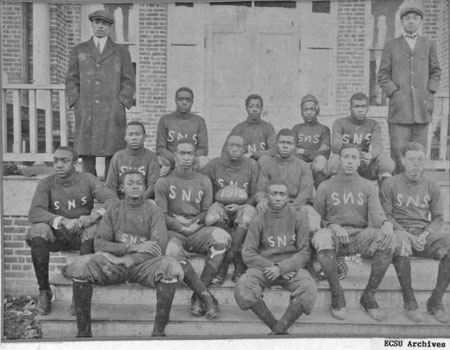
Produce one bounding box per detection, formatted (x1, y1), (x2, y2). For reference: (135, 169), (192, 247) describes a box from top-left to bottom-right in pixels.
(89, 10), (114, 25)
(400, 5), (424, 18)
(301, 94), (319, 106)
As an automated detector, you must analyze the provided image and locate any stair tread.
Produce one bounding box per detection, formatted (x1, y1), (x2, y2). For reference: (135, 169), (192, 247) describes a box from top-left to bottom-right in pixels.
(38, 302), (449, 327)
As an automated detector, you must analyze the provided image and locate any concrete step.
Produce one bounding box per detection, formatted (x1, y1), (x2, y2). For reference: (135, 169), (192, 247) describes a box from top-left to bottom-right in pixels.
(51, 257), (449, 308)
(37, 302), (450, 339)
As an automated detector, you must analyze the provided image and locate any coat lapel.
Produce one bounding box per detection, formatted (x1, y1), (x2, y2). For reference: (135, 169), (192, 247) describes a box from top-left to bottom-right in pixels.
(97, 37), (117, 63)
(398, 36), (413, 54)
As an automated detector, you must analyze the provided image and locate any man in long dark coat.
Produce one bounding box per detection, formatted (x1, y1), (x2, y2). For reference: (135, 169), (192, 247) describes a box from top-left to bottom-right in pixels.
(377, 2), (440, 174)
(66, 10), (136, 177)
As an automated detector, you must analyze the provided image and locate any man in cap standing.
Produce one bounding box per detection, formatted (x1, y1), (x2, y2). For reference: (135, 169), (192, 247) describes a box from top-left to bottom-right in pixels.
(66, 10), (136, 177)
(377, 1), (441, 174)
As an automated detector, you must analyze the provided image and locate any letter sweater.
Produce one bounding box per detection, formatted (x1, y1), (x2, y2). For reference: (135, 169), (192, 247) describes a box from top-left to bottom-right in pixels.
(314, 172), (386, 228)
(156, 111), (208, 164)
(203, 154), (259, 205)
(94, 197), (168, 258)
(292, 120), (331, 162)
(256, 154), (314, 209)
(106, 147), (160, 199)
(379, 173), (443, 234)
(221, 117), (276, 159)
(242, 204), (310, 274)
(28, 169), (116, 226)
(155, 169), (213, 231)
(331, 116), (384, 156)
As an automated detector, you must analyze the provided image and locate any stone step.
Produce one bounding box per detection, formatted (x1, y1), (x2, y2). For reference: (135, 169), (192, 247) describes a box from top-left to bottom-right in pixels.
(37, 302), (450, 339)
(51, 258), (449, 308)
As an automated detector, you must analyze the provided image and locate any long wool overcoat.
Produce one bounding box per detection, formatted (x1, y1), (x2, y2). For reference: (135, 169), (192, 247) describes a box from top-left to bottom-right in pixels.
(377, 35), (441, 125)
(66, 37), (135, 156)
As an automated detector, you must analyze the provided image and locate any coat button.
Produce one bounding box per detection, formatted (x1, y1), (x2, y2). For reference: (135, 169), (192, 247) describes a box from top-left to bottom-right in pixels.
(95, 81), (100, 85)
(96, 64), (100, 67)
(95, 100), (100, 104)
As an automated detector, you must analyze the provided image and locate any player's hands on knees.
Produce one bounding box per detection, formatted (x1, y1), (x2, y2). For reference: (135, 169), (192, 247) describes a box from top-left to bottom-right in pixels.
(62, 218), (81, 233)
(134, 241), (162, 256)
(256, 198), (268, 213)
(225, 204), (240, 213)
(406, 231), (428, 251)
(378, 221), (394, 250)
(180, 219), (203, 235)
(329, 224), (349, 245)
(264, 265), (281, 281)
(78, 215), (93, 228)
(282, 271), (296, 280)
(173, 214), (193, 227)
(416, 231), (430, 249)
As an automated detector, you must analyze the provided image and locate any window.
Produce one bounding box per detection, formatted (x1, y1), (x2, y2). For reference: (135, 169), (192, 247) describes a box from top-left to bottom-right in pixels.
(312, 1), (330, 14)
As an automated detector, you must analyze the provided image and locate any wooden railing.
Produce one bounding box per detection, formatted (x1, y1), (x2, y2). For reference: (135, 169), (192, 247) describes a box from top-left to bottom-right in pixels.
(2, 84), (69, 162)
(426, 94), (449, 170)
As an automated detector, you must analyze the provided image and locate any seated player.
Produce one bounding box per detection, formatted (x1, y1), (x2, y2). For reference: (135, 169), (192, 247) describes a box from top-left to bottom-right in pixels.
(106, 121), (160, 199)
(62, 170), (184, 337)
(155, 141), (231, 319)
(204, 134), (259, 284)
(329, 92), (395, 183)
(312, 144), (395, 321)
(234, 179), (317, 335)
(221, 94), (276, 161)
(156, 87), (209, 175)
(292, 94), (331, 188)
(380, 142), (450, 323)
(27, 146), (116, 316)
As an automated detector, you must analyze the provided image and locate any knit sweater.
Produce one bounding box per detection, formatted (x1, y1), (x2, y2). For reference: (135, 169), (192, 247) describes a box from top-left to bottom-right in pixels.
(156, 111), (208, 164)
(292, 120), (331, 162)
(94, 198), (168, 264)
(379, 173), (443, 234)
(203, 154), (259, 205)
(256, 154), (314, 208)
(155, 169), (213, 232)
(28, 170), (116, 226)
(331, 116), (384, 156)
(106, 147), (160, 199)
(314, 172), (386, 228)
(221, 117), (276, 159)
(242, 204), (310, 274)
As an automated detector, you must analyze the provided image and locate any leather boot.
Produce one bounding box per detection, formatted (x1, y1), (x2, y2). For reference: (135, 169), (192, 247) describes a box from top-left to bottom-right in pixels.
(152, 280), (177, 337)
(393, 256), (421, 321)
(427, 256), (450, 324)
(200, 290), (220, 320)
(271, 302), (304, 335)
(30, 237), (52, 314)
(37, 289), (53, 316)
(250, 299), (277, 331)
(231, 250), (247, 282)
(179, 260), (208, 316)
(73, 281), (93, 337)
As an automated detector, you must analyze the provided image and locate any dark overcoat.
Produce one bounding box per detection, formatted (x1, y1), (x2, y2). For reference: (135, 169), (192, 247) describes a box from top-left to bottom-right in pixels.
(66, 37), (135, 156)
(377, 35), (441, 125)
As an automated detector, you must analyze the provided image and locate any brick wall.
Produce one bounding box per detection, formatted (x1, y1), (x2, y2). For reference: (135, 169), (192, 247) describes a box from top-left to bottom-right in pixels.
(3, 216), (68, 296)
(437, 0), (449, 94)
(50, 4), (68, 85)
(335, 0), (368, 115)
(135, 3), (169, 150)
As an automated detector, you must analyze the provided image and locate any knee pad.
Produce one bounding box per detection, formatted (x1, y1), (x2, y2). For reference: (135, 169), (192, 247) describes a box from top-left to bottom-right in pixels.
(236, 206), (257, 228)
(211, 227), (231, 245)
(205, 211), (222, 227)
(165, 239), (184, 259)
(26, 223), (53, 243)
(311, 229), (334, 251)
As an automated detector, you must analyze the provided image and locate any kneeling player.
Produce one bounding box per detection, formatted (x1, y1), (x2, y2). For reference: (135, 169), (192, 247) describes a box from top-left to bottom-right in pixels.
(235, 179), (317, 335)
(63, 170), (184, 337)
(380, 142), (450, 323)
(312, 144), (395, 321)
(156, 141), (231, 319)
(204, 135), (259, 284)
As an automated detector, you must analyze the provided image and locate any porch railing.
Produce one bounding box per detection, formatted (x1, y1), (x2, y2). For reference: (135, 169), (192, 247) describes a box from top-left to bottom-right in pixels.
(2, 84), (69, 162)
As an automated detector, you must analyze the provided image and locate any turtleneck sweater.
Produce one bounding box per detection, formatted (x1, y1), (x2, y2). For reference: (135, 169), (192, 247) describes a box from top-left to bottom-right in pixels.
(94, 197), (168, 264)
(156, 110), (208, 164)
(292, 119), (331, 162)
(221, 117), (276, 159)
(314, 172), (386, 228)
(29, 169), (116, 226)
(203, 154), (259, 205)
(379, 173), (443, 234)
(155, 168), (213, 231)
(256, 153), (314, 208)
(242, 204), (311, 274)
(106, 146), (160, 199)
(331, 116), (384, 156)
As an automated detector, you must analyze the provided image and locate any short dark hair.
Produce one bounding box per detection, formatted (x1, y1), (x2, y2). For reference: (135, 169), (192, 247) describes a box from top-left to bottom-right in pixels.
(349, 92), (369, 106)
(226, 134), (244, 144)
(266, 178), (289, 192)
(126, 121), (146, 135)
(175, 140), (196, 152)
(276, 128), (296, 141)
(339, 143), (361, 156)
(54, 146), (78, 162)
(401, 142), (426, 157)
(245, 94), (263, 107)
(175, 87), (194, 100)
(119, 169), (146, 186)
